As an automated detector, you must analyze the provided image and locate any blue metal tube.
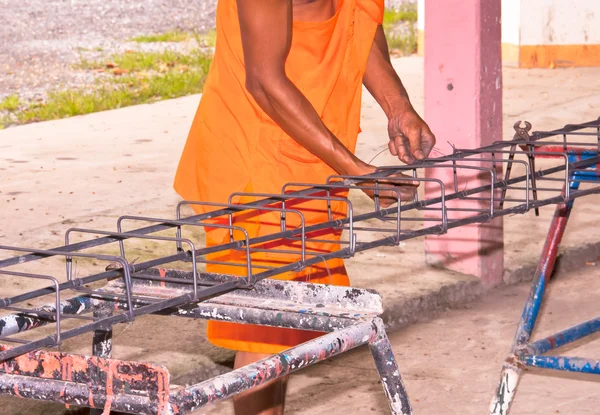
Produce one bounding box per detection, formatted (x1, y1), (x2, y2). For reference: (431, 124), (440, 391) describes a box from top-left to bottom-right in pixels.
(512, 161), (583, 348)
(526, 316), (600, 355)
(490, 146), (600, 415)
(523, 355), (600, 375)
(512, 199), (574, 347)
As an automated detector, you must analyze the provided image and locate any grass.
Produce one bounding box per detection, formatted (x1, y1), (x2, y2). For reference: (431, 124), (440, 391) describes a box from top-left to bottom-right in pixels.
(3, 72), (207, 125)
(1, 11), (417, 128)
(383, 4), (418, 29)
(77, 46), (105, 52)
(0, 95), (20, 112)
(1, 49), (212, 127)
(383, 4), (418, 56)
(2, 30), (215, 128)
(130, 30), (191, 43)
(81, 49), (211, 73)
(130, 29), (216, 47)
(194, 29), (216, 48)
(386, 30), (417, 54)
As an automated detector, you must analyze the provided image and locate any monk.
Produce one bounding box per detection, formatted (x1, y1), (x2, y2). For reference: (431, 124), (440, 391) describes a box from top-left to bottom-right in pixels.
(174, 0), (436, 413)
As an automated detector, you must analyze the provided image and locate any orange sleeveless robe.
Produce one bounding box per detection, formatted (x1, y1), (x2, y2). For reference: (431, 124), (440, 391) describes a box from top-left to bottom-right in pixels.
(173, 0), (383, 354)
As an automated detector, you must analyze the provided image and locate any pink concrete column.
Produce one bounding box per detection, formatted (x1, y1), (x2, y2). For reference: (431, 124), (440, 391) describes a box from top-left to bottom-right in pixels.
(423, 0), (504, 286)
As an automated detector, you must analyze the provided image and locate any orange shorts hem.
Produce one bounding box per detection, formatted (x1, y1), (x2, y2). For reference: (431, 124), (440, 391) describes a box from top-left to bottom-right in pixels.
(206, 319), (327, 354)
(206, 336), (307, 355)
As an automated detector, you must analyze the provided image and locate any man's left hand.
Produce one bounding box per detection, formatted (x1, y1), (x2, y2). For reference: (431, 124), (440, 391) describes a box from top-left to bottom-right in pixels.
(387, 110), (436, 164)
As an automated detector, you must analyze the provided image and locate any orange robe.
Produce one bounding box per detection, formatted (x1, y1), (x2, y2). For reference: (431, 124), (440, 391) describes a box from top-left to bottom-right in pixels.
(173, 0), (384, 354)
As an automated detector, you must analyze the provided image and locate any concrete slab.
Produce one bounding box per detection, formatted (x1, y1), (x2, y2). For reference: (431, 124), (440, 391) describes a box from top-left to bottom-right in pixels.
(0, 57), (599, 414)
(281, 254), (600, 415)
(1, 56), (599, 309)
(1, 55), (598, 290)
(3, 243), (595, 414)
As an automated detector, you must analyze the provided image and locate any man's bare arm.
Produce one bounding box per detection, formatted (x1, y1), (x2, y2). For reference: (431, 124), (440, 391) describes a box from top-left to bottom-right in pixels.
(363, 26), (412, 119)
(363, 26), (436, 164)
(237, 0), (369, 176)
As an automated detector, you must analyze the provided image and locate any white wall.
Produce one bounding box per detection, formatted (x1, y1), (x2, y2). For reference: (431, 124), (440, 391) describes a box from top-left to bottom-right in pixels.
(520, 0), (600, 45)
(421, 0), (599, 46)
(420, 0), (519, 43)
(501, 0), (520, 45)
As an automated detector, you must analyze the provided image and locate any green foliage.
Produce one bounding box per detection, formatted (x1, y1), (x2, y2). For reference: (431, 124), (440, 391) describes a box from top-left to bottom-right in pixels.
(130, 30), (190, 43)
(383, 4), (418, 56)
(0, 95), (20, 112)
(130, 29), (216, 46)
(383, 4), (418, 30)
(194, 29), (216, 48)
(3, 51), (212, 127)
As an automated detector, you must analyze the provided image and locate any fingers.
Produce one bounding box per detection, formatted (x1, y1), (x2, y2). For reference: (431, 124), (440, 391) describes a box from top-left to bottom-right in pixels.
(383, 172), (419, 187)
(391, 128), (435, 163)
(388, 117), (437, 163)
(376, 187), (417, 207)
(388, 139), (397, 156)
(361, 176), (418, 208)
(420, 127), (436, 159)
(406, 128), (425, 161)
(390, 135), (414, 164)
(390, 128), (425, 164)
(398, 186), (417, 201)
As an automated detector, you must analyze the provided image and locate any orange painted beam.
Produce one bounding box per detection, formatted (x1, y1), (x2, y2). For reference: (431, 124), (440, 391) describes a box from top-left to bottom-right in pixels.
(519, 44), (600, 68)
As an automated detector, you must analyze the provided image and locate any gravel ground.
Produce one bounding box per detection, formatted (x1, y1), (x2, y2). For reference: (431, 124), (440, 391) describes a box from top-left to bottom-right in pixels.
(1, 0), (415, 103)
(0, 0), (217, 101)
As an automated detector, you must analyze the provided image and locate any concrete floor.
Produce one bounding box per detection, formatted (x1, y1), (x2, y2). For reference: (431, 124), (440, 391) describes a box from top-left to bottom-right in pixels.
(2, 250), (596, 415)
(201, 264), (599, 415)
(0, 57), (599, 414)
(1, 57), (599, 322)
(284, 265), (600, 415)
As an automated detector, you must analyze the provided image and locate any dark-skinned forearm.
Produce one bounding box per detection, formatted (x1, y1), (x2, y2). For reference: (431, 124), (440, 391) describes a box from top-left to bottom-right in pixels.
(363, 26), (414, 119)
(236, 0), (370, 176)
(247, 74), (367, 176)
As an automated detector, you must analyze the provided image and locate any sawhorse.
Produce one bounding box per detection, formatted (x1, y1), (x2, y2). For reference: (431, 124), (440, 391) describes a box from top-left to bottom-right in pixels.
(490, 146), (600, 414)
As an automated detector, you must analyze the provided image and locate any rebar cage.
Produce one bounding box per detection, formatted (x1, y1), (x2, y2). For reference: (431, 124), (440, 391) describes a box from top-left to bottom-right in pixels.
(0, 117), (599, 414)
